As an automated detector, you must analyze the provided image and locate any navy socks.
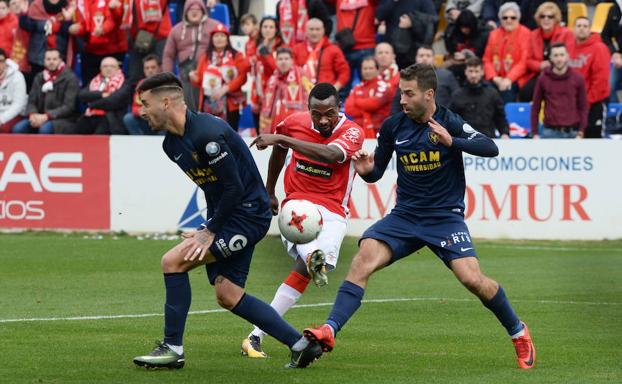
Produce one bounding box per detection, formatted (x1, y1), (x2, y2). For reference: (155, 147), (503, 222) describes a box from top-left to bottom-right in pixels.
(163, 273), (192, 346)
(326, 280), (365, 335)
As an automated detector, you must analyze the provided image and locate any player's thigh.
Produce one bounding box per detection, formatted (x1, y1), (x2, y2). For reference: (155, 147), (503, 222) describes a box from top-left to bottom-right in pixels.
(360, 210), (426, 264)
(161, 238), (214, 272)
(347, 238), (393, 280)
(420, 212), (478, 267)
(295, 206), (347, 271)
(449, 256), (485, 286)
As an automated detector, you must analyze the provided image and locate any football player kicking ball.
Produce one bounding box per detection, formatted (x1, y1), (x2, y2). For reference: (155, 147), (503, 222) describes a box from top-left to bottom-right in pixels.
(243, 83), (364, 358)
(303, 64), (536, 369)
(131, 73), (322, 370)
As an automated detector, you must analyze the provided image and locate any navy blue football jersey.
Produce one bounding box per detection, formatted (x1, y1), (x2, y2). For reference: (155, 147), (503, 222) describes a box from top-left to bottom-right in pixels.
(362, 105), (498, 213)
(163, 110), (271, 232)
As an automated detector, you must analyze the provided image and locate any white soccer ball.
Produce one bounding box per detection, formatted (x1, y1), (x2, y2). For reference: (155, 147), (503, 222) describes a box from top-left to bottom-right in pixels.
(278, 199), (323, 244)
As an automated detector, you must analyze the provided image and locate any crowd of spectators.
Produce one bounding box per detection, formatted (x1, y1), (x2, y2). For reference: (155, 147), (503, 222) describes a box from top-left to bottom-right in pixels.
(0, 0), (617, 139)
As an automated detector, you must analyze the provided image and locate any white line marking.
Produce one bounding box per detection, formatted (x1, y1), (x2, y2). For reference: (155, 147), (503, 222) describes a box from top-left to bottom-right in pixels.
(1, 297), (620, 324)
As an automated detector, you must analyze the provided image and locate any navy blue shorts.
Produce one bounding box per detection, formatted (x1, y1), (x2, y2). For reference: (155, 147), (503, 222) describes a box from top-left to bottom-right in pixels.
(361, 209), (477, 267)
(203, 213), (270, 288)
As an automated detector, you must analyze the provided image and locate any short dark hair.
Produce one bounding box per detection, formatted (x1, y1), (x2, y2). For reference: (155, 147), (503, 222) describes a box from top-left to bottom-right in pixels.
(0, 48), (6, 59)
(550, 42), (567, 52)
(417, 45), (434, 55)
(240, 13), (257, 25)
(465, 57), (483, 68)
(400, 63), (437, 92)
(136, 72), (183, 94)
(361, 55), (378, 70)
(575, 16), (590, 25)
(44, 48), (62, 59)
(276, 47), (293, 58)
(308, 82), (339, 105)
(142, 53), (161, 65)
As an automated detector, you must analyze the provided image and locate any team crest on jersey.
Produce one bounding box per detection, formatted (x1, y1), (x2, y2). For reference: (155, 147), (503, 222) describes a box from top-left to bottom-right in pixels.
(428, 132), (439, 145)
(191, 151), (200, 163)
(344, 127), (361, 142)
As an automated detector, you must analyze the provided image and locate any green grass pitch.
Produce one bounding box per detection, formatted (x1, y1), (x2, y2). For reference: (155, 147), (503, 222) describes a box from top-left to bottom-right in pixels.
(1, 233), (621, 383)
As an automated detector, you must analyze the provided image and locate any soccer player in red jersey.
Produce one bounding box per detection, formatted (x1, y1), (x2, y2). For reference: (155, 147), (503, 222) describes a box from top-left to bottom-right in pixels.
(242, 82), (364, 359)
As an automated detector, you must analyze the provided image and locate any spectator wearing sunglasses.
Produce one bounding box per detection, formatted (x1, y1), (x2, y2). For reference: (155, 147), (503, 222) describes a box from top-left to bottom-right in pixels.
(520, 1), (574, 101)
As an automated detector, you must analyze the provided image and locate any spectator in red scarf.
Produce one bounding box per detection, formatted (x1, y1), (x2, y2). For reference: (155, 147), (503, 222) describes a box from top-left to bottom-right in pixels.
(375, 42), (398, 98)
(520, 1), (574, 102)
(68, 0), (127, 86)
(276, 0), (332, 48)
(344, 56), (392, 138)
(162, 0), (219, 111)
(292, 18), (350, 94)
(16, 0), (75, 85)
(190, 23), (250, 130)
(0, 0), (18, 57)
(259, 47), (307, 134)
(13, 48), (79, 134)
(250, 16), (283, 132)
(124, 54), (162, 135)
(240, 13), (259, 58)
(121, 0), (172, 84)
(71, 56), (127, 134)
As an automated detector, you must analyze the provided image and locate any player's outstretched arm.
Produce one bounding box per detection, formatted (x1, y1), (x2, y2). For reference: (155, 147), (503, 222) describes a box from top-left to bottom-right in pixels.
(252, 133), (344, 164)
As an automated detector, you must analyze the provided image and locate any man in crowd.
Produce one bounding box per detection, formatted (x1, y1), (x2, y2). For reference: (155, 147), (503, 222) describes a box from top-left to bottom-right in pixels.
(450, 57), (509, 139)
(531, 43), (587, 139)
(124, 54), (163, 135)
(0, 48), (27, 133)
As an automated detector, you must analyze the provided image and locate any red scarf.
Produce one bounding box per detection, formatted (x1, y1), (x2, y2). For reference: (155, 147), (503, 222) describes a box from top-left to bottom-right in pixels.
(42, 62), (66, 92)
(339, 0), (368, 11)
(301, 37), (326, 91)
(279, 0), (307, 46)
(85, 69), (125, 116)
(200, 50), (243, 117)
(121, 0), (162, 29)
(260, 66), (307, 133)
(380, 63), (399, 82)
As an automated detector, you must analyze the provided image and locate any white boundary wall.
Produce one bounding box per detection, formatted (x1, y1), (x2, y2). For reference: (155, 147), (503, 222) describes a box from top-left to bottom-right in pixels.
(109, 137), (622, 240)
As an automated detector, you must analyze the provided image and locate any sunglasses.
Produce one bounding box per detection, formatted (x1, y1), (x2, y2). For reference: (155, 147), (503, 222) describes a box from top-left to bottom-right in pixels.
(539, 14), (555, 20)
(502, 16), (518, 20)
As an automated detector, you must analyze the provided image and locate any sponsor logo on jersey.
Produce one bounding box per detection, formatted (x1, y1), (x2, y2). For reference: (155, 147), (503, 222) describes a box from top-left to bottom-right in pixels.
(398, 151), (441, 172)
(428, 132), (439, 145)
(295, 159), (333, 178)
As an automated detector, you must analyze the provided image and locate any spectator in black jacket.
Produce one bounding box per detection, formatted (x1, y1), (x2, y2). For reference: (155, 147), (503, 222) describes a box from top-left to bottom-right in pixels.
(72, 57), (130, 134)
(601, 1), (622, 102)
(450, 57), (509, 138)
(443, 9), (490, 85)
(377, 0), (438, 69)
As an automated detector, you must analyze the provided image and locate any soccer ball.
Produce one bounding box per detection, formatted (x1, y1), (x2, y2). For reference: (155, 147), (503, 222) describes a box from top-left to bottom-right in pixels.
(278, 199), (323, 244)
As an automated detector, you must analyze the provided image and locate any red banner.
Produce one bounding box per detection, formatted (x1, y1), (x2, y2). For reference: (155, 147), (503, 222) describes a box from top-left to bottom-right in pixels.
(0, 135), (110, 230)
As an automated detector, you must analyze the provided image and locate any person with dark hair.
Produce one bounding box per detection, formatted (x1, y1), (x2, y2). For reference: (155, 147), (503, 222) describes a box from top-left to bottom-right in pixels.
(124, 54), (162, 135)
(600, 1), (622, 102)
(450, 57), (509, 138)
(241, 82), (364, 359)
(569, 16), (610, 139)
(162, 0), (219, 111)
(259, 47), (307, 133)
(344, 56), (392, 138)
(276, 0), (332, 47)
(0, 47), (27, 133)
(68, 0), (128, 86)
(13, 48), (79, 134)
(72, 57), (128, 135)
(131, 71), (324, 370)
(250, 16), (283, 132)
(292, 18), (350, 94)
(531, 43), (587, 139)
(304, 62), (536, 371)
(189, 23), (250, 130)
(443, 9), (490, 85)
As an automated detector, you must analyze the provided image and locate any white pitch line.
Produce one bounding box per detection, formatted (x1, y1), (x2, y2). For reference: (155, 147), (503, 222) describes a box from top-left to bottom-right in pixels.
(1, 297), (620, 324)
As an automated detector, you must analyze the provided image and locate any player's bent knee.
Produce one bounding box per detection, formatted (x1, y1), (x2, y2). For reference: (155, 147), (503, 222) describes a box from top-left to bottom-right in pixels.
(214, 277), (244, 309)
(457, 271), (485, 292)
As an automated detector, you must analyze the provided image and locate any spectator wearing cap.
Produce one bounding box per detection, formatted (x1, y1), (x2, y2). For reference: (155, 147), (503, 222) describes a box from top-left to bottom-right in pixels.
(520, 1), (574, 102)
(13, 48), (79, 134)
(162, 0), (219, 111)
(482, 2), (531, 103)
(292, 18), (350, 94)
(0, 0), (18, 57)
(121, 0), (172, 84)
(344, 56), (392, 138)
(0, 48), (27, 133)
(190, 23), (250, 130)
(68, 0), (128, 86)
(259, 47), (307, 134)
(72, 57), (128, 134)
(276, 0), (332, 48)
(124, 54), (162, 135)
(531, 42), (587, 139)
(249, 16), (283, 132)
(443, 9), (490, 85)
(569, 16), (610, 139)
(450, 57), (509, 139)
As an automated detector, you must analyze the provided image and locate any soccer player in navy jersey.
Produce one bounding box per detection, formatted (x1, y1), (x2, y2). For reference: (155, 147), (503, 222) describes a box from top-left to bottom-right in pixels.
(303, 64), (536, 369)
(131, 72), (322, 369)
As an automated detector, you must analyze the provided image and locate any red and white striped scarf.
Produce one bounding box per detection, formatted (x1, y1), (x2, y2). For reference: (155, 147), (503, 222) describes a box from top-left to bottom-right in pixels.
(41, 61), (66, 92)
(279, 0), (307, 46)
(85, 69), (125, 116)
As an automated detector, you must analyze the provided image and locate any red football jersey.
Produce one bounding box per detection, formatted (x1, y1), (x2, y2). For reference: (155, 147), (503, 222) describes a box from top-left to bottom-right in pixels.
(276, 112), (364, 217)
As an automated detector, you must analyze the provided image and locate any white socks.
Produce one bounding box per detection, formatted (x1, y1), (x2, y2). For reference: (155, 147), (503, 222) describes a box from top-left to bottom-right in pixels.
(250, 283), (302, 340)
(166, 344), (184, 355)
